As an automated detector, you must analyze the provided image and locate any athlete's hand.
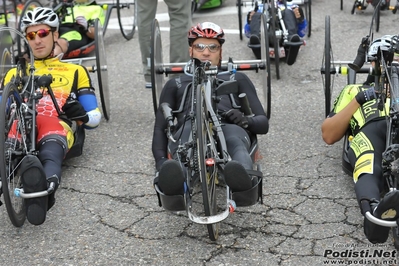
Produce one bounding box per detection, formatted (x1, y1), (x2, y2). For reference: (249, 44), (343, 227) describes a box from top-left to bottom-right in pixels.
(355, 87), (377, 105)
(223, 109), (248, 128)
(62, 98), (89, 123)
(75, 16), (88, 31)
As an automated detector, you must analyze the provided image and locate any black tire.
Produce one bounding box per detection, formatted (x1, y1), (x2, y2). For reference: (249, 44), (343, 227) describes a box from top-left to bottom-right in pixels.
(269, 1), (280, 80)
(237, 0), (243, 40)
(324, 15), (331, 117)
(192, 0), (197, 14)
(196, 83), (219, 241)
(307, 0), (312, 37)
(340, 0), (343, 10)
(94, 19), (110, 121)
(0, 82), (26, 227)
(260, 13), (272, 119)
(375, 4), (380, 33)
(117, 0), (136, 40)
(151, 19), (164, 115)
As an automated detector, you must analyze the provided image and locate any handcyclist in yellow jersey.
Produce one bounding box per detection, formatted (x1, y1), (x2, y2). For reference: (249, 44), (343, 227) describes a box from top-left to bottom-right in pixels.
(2, 7), (101, 225)
(55, 0), (105, 55)
(321, 35), (399, 244)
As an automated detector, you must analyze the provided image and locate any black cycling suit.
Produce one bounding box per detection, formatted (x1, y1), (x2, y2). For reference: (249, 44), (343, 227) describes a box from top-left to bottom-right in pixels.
(152, 71), (269, 171)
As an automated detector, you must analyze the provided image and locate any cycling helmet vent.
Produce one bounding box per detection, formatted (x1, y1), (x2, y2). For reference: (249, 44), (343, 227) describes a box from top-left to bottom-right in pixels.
(188, 22), (225, 46)
(20, 7), (59, 33)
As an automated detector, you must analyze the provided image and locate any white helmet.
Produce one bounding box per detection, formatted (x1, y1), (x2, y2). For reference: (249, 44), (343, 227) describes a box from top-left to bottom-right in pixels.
(367, 35), (396, 60)
(20, 7), (59, 33)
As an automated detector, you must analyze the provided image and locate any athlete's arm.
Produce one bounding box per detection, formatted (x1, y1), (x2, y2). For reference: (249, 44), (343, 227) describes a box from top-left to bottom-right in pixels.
(321, 99), (359, 145)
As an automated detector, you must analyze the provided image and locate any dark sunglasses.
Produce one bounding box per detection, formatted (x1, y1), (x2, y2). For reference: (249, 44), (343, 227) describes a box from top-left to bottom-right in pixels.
(26, 29), (52, 41)
(193, 43), (221, 53)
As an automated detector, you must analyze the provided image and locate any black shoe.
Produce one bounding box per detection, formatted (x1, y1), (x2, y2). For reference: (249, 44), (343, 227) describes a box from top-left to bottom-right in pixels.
(249, 34), (260, 45)
(285, 34), (301, 65)
(158, 160), (185, 195)
(248, 35), (261, 59)
(224, 160), (253, 192)
(20, 155), (48, 225)
(364, 191), (399, 243)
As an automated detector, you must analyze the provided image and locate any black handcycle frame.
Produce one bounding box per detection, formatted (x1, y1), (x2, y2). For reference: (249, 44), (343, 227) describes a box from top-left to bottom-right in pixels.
(154, 58), (264, 241)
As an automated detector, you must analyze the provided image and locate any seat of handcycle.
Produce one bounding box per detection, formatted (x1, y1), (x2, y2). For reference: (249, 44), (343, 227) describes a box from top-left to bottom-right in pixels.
(62, 40), (96, 60)
(342, 129), (353, 177)
(64, 122), (85, 160)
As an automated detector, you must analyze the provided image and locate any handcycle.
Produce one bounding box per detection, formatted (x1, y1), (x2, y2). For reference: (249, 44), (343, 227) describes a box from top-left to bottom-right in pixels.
(150, 18), (269, 241)
(321, 14), (399, 249)
(0, 27), (87, 227)
(340, 0), (395, 33)
(8, 0), (121, 120)
(236, 0), (311, 80)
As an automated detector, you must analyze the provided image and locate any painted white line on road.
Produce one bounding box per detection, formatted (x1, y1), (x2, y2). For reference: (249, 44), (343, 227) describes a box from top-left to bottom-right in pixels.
(105, 6), (247, 34)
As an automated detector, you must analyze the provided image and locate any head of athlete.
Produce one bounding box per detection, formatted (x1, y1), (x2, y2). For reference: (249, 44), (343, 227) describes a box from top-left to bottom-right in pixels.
(20, 7), (60, 60)
(188, 22), (225, 66)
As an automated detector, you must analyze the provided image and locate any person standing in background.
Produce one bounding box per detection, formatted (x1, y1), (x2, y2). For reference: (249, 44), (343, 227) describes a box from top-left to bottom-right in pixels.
(137, 0), (192, 88)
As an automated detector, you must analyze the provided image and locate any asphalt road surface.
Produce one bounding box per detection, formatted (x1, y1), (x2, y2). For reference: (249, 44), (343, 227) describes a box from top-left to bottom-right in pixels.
(2, 0), (399, 265)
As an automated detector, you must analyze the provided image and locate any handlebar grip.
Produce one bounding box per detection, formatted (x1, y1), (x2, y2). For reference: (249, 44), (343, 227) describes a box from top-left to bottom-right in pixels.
(239, 93), (253, 117)
(160, 102), (175, 129)
(348, 54), (366, 72)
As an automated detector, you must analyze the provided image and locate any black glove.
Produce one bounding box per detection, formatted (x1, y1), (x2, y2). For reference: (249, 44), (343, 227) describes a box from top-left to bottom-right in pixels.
(355, 87), (376, 105)
(348, 36), (370, 71)
(223, 109), (248, 128)
(62, 98), (89, 123)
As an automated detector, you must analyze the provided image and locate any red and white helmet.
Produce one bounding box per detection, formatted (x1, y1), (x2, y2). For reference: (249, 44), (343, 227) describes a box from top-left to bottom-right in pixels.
(188, 22), (225, 46)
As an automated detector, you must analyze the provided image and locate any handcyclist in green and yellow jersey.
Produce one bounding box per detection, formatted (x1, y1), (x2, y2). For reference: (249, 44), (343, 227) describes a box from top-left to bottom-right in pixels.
(55, 0), (105, 55)
(322, 35), (399, 244)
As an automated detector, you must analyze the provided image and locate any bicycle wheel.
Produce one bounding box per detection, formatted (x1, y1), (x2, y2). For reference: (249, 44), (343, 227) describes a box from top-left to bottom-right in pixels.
(0, 82), (26, 227)
(192, 0), (197, 14)
(237, 0), (243, 40)
(196, 83), (219, 241)
(307, 0), (312, 38)
(117, 0), (136, 40)
(375, 4), (380, 33)
(340, 0), (343, 10)
(151, 19), (164, 115)
(269, 1), (280, 80)
(323, 15), (331, 117)
(94, 18), (110, 121)
(260, 13), (271, 119)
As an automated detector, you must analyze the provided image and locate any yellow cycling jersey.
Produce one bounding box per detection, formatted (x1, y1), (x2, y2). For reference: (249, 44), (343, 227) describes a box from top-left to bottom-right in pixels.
(62, 5), (106, 27)
(333, 84), (390, 134)
(3, 57), (93, 118)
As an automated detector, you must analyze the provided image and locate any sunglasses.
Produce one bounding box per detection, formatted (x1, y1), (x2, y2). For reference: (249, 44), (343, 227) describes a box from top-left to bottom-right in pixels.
(193, 43), (221, 53)
(26, 29), (52, 41)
